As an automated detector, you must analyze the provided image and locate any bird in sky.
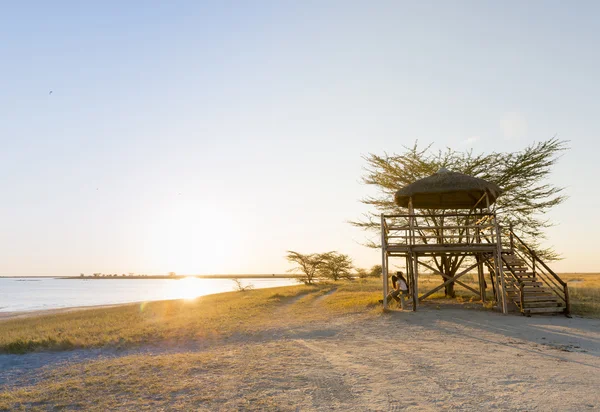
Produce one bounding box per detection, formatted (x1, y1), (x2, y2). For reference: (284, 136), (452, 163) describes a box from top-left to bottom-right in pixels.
(49, 91), (53, 95)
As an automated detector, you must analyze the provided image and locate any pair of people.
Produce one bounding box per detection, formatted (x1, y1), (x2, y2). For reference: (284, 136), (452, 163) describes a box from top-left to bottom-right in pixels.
(385, 271), (409, 310)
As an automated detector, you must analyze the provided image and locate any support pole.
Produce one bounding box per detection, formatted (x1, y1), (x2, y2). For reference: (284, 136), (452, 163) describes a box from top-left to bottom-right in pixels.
(381, 214), (388, 309)
(495, 216), (508, 314)
(477, 255), (486, 302)
(413, 252), (419, 308)
(409, 251), (417, 311)
(408, 197), (417, 311)
(405, 255), (412, 301)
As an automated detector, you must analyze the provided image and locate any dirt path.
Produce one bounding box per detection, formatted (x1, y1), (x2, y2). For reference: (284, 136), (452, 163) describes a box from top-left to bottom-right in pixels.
(283, 307), (600, 411)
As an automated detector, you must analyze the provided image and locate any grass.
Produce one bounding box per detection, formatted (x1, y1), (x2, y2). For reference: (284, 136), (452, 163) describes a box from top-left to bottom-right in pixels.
(0, 279), (385, 355)
(0, 345), (317, 411)
(560, 273), (600, 318)
(0, 285), (318, 354)
(2, 273), (598, 356)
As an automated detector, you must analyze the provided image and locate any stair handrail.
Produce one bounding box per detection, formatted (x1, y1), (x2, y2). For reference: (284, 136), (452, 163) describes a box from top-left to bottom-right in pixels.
(508, 229), (570, 316)
(500, 255), (525, 312)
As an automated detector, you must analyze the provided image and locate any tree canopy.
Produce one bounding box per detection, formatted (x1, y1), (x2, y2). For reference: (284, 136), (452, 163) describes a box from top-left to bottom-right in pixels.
(286, 251), (354, 283)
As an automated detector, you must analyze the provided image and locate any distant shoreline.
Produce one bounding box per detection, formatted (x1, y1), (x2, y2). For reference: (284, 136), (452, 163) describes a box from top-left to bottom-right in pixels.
(1, 274), (303, 280)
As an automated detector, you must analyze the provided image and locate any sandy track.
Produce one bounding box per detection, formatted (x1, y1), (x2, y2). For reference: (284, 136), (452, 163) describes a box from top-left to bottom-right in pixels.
(281, 308), (600, 411)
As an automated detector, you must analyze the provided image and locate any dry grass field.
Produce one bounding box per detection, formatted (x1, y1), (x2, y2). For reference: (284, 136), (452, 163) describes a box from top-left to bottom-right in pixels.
(1, 276), (599, 410)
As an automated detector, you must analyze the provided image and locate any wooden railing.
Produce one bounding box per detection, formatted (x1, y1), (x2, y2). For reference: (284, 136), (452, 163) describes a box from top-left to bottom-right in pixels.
(507, 229), (570, 316)
(499, 255), (525, 313)
(382, 212), (498, 247)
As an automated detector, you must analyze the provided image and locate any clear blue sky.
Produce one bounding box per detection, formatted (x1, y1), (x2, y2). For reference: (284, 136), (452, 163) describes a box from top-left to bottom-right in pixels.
(1, 1), (598, 275)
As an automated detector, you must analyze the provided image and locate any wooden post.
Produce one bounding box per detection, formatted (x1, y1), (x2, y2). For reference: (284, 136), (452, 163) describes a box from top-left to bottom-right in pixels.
(477, 255), (486, 302)
(410, 251), (417, 311)
(381, 214), (388, 309)
(495, 216), (508, 314)
(405, 255), (412, 301)
(408, 197), (418, 310)
(413, 252), (419, 309)
(564, 284), (571, 316)
(509, 222), (514, 252)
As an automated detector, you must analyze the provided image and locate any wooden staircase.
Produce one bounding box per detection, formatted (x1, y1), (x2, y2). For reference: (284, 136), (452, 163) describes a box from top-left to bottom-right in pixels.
(501, 252), (568, 316)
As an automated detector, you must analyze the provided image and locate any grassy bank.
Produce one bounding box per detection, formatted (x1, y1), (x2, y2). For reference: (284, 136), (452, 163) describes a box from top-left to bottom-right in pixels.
(0, 279), (384, 355)
(1, 274), (598, 355)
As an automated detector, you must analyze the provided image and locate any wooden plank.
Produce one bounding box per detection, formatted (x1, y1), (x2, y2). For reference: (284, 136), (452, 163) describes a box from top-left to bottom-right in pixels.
(383, 213), (493, 218)
(523, 302), (562, 308)
(526, 307), (566, 314)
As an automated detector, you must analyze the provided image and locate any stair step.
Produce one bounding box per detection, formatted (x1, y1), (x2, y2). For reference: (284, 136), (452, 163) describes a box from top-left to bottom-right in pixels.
(517, 297), (558, 302)
(525, 307), (566, 314)
(523, 302), (563, 308)
(505, 286), (549, 292)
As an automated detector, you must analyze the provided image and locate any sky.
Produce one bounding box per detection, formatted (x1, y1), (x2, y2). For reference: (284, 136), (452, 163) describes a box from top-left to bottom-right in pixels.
(1, 1), (599, 276)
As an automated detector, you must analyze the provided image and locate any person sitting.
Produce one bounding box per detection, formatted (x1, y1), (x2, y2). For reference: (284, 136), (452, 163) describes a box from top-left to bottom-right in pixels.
(385, 272), (409, 309)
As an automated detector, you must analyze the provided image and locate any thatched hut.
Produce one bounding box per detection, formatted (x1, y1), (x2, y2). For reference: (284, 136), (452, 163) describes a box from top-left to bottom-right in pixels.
(394, 168), (502, 210)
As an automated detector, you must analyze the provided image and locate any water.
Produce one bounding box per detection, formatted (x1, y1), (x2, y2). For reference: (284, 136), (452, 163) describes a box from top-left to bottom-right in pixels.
(0, 277), (299, 313)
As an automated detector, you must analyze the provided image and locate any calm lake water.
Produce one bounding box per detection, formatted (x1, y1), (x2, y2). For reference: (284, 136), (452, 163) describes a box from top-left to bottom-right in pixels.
(0, 277), (298, 313)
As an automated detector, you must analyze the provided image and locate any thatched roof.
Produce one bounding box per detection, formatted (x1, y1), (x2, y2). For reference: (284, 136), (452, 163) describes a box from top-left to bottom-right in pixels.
(394, 168), (502, 209)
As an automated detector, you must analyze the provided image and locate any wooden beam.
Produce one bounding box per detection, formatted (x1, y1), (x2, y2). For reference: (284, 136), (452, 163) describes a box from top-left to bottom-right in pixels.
(417, 260), (480, 296)
(418, 261), (481, 301)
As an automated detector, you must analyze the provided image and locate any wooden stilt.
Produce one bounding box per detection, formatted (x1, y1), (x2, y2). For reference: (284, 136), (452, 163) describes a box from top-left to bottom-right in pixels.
(495, 217), (508, 314)
(477, 255), (486, 302)
(413, 252), (419, 309)
(381, 214), (388, 309)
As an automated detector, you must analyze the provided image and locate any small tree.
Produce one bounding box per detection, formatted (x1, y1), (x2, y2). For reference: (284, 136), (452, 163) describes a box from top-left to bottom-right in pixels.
(286, 251), (326, 285)
(319, 252), (354, 281)
(355, 267), (369, 278)
(232, 278), (254, 292)
(369, 265), (383, 278)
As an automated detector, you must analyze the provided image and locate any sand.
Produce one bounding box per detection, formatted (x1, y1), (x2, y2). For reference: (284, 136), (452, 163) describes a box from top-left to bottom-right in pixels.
(1, 301), (599, 410)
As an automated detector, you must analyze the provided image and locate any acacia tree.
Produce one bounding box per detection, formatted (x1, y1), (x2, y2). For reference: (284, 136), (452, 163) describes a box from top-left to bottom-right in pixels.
(286, 251), (326, 285)
(319, 252), (354, 281)
(353, 138), (567, 297)
(369, 264), (383, 278)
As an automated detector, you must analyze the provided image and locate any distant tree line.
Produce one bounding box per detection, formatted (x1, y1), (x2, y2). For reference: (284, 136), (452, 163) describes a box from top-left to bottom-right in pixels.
(82, 273), (149, 278)
(285, 251), (381, 285)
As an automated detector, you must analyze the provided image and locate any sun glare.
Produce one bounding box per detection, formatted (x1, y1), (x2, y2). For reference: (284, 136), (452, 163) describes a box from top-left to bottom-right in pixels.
(172, 276), (205, 300)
